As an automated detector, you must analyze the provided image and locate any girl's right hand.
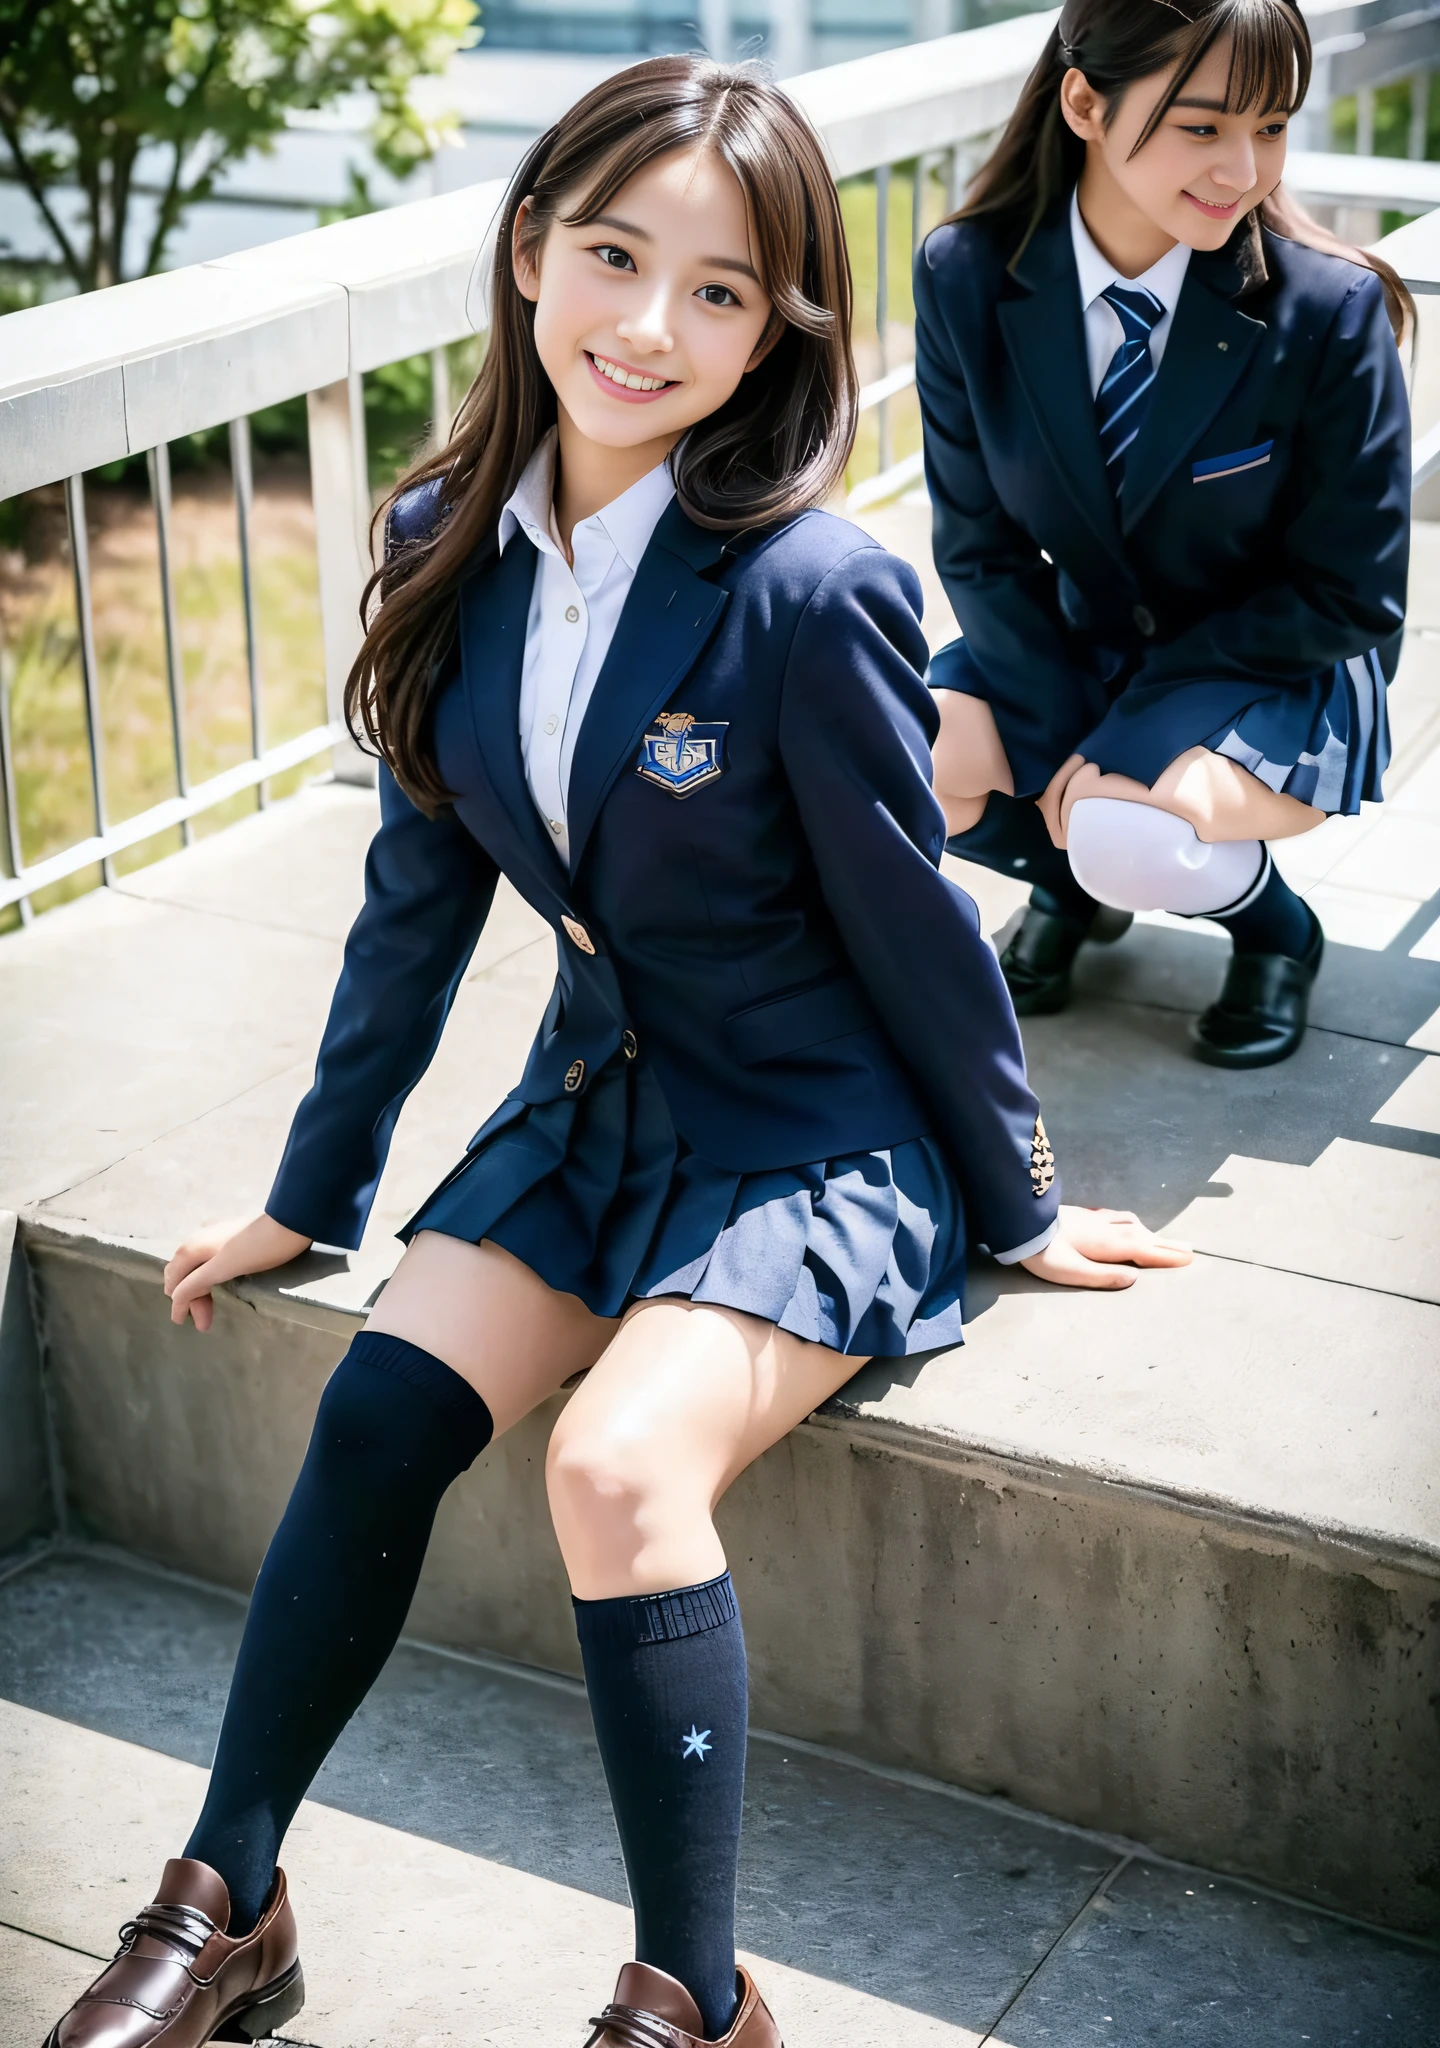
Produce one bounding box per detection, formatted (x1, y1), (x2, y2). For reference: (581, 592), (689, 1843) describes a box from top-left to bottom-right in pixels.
(164, 1214), (312, 1332)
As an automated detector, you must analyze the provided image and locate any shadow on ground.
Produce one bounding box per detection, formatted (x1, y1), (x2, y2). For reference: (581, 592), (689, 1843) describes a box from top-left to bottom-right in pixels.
(3, 1549), (1438, 2046)
(1003, 900), (1440, 1224)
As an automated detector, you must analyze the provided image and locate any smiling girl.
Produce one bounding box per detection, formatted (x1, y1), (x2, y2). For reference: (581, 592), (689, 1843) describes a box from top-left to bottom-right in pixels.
(43, 58), (1189, 2048)
(919, 0), (1412, 1064)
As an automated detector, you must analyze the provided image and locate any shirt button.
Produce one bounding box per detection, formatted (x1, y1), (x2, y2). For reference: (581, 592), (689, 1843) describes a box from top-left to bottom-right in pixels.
(565, 605), (580, 623)
(564, 1059), (586, 1093)
(562, 915), (596, 955)
(544, 715), (558, 735)
(550, 819), (562, 835)
(1133, 604), (1157, 637)
(622, 1029), (638, 1061)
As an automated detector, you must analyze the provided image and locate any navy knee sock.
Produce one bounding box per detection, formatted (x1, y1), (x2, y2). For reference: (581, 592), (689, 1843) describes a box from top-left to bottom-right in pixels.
(1213, 856), (1315, 958)
(1032, 871), (1102, 925)
(575, 1574), (747, 2041)
(186, 1330), (492, 1932)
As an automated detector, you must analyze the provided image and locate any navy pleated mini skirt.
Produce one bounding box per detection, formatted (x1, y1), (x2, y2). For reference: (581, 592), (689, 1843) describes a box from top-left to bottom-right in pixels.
(1078, 649), (1391, 814)
(935, 634), (1391, 815)
(401, 1048), (968, 1357)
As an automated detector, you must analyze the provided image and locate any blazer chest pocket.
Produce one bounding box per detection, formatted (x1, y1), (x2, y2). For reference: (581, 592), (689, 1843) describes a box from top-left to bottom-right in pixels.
(725, 974), (879, 1067)
(1192, 439), (1273, 483)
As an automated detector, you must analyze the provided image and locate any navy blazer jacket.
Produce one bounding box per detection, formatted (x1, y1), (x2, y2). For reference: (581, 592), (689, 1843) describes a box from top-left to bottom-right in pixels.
(266, 496), (1058, 1259)
(914, 203), (1411, 796)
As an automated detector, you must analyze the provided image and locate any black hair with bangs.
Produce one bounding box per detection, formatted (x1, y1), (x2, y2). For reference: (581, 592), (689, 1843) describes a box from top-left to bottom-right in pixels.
(954, 0), (1411, 338)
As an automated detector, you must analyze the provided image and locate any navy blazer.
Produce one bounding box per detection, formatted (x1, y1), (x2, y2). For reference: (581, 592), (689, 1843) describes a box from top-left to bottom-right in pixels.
(914, 203), (1411, 796)
(266, 496), (1058, 1259)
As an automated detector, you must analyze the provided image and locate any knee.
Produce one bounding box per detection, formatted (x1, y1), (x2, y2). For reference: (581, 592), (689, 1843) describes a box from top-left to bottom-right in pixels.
(545, 1409), (666, 1544)
(1066, 797), (1265, 917)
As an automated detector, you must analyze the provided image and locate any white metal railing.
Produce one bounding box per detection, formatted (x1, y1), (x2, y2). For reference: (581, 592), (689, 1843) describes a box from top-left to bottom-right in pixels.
(2, 0), (1440, 921)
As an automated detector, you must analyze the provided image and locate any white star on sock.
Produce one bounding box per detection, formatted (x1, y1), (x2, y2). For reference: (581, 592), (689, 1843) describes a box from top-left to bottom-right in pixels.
(681, 1725), (713, 1761)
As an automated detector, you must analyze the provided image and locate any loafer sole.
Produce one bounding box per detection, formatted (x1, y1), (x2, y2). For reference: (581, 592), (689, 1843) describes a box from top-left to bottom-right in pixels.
(217, 1960), (306, 2041)
(1189, 1023), (1305, 1069)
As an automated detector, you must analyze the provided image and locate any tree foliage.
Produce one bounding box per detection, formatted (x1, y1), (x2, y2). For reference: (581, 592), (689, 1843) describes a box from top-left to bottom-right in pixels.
(0, 0), (478, 291)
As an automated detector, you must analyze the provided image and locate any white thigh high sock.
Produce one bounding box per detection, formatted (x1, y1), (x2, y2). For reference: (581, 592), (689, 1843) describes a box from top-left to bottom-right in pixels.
(1066, 797), (1267, 916)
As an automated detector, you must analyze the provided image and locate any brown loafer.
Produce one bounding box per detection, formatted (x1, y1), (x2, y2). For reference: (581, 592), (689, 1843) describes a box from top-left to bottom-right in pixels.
(585, 1961), (781, 2047)
(43, 1857), (302, 2048)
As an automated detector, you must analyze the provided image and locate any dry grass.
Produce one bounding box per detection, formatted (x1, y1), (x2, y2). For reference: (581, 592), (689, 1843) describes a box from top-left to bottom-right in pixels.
(1, 459), (327, 926)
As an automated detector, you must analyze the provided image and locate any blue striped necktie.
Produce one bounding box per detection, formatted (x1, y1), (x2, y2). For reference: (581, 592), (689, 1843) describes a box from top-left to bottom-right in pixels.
(1096, 283), (1165, 488)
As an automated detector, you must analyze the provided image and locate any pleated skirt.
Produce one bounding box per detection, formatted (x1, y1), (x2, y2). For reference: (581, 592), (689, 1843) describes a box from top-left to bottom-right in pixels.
(402, 1049), (968, 1357)
(1081, 650), (1391, 814)
(934, 634), (1391, 814)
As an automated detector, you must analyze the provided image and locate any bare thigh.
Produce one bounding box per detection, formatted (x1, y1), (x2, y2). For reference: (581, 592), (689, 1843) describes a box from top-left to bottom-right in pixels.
(546, 1298), (865, 1600)
(365, 1231), (617, 1439)
(1055, 746), (1324, 844)
(930, 690), (1015, 836)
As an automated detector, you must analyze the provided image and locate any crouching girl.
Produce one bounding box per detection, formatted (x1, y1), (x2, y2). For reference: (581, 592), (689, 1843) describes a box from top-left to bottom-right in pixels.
(919, 0), (1411, 1063)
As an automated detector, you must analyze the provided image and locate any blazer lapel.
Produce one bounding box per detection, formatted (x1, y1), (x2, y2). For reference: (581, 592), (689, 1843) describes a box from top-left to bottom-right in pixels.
(998, 212), (1127, 569)
(1119, 239), (1266, 535)
(457, 532), (569, 888)
(565, 502), (730, 874)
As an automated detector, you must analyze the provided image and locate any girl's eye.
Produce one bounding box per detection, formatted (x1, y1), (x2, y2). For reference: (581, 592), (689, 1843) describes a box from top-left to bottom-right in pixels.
(1179, 123), (1219, 137)
(697, 283), (741, 308)
(593, 244), (636, 272)
(1259, 121), (1288, 137)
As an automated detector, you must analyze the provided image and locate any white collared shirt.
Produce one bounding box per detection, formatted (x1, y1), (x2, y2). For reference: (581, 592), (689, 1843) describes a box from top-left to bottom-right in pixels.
(499, 429), (676, 867)
(1070, 189), (1193, 399)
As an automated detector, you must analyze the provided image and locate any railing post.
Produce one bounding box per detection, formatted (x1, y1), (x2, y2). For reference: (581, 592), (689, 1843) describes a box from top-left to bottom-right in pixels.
(147, 442), (193, 845)
(306, 370), (377, 787)
(430, 347), (452, 453)
(63, 473), (112, 884)
(699, 0), (729, 60)
(875, 163), (892, 477)
(0, 642), (30, 924)
(1411, 71), (1431, 161)
(229, 417), (266, 805)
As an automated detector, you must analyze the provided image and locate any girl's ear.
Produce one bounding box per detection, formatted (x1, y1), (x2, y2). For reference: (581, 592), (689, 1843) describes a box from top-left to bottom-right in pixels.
(1060, 66), (1110, 143)
(743, 308), (787, 374)
(513, 196), (542, 304)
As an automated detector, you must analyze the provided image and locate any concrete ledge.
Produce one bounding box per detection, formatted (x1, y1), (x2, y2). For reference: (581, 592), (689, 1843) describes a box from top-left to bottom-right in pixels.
(21, 1214), (1440, 1940)
(0, 1215), (51, 1553)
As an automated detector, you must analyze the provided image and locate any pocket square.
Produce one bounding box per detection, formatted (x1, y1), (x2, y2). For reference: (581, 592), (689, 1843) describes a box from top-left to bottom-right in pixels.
(1192, 440), (1273, 482)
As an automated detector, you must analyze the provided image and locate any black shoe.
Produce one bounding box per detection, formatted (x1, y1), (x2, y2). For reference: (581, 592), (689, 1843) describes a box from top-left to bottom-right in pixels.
(999, 902), (1135, 1015)
(1190, 905), (1324, 1068)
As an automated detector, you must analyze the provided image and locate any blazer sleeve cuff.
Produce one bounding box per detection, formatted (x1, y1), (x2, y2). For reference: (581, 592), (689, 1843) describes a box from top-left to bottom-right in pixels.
(989, 1217), (1060, 1265)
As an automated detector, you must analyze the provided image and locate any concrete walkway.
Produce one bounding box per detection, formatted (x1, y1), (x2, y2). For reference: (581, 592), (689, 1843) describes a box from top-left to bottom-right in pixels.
(3, 1546), (1437, 2048)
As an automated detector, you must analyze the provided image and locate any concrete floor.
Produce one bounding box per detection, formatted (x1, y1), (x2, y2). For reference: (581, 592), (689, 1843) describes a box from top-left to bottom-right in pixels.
(2, 1546), (1437, 2048)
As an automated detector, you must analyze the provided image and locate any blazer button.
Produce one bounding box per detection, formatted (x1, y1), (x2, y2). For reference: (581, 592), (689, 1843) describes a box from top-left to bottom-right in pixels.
(564, 1059), (585, 1093)
(561, 915), (596, 955)
(622, 1029), (638, 1061)
(1133, 604), (1157, 637)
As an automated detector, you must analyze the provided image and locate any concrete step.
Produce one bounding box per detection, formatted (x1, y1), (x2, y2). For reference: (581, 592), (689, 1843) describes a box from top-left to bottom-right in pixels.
(3, 760), (1440, 1938)
(2, 1547), (1436, 2048)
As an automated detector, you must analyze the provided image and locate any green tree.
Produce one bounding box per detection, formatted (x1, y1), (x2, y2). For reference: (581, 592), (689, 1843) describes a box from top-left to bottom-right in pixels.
(0, 0), (478, 292)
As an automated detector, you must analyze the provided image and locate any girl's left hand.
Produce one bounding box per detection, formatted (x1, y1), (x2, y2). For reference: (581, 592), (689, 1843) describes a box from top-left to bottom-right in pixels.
(1020, 1204), (1193, 1290)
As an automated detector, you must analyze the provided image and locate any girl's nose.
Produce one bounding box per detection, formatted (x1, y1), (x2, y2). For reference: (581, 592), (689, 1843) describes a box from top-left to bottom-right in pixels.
(1212, 141), (1259, 195)
(616, 285), (676, 355)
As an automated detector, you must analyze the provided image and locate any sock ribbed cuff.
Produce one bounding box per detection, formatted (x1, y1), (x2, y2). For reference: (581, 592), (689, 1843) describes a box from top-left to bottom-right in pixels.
(347, 1329), (494, 1467)
(573, 1571), (739, 1651)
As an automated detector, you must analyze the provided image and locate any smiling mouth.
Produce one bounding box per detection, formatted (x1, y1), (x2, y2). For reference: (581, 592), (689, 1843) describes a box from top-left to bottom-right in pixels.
(1183, 192), (1242, 215)
(587, 351), (677, 394)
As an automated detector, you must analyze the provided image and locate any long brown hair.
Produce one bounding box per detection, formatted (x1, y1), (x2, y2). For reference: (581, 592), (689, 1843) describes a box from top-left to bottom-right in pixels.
(954, 0), (1412, 340)
(347, 55), (857, 810)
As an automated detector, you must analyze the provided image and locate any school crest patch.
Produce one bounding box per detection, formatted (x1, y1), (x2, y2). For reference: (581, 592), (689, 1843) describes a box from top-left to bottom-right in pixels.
(637, 711), (728, 797)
